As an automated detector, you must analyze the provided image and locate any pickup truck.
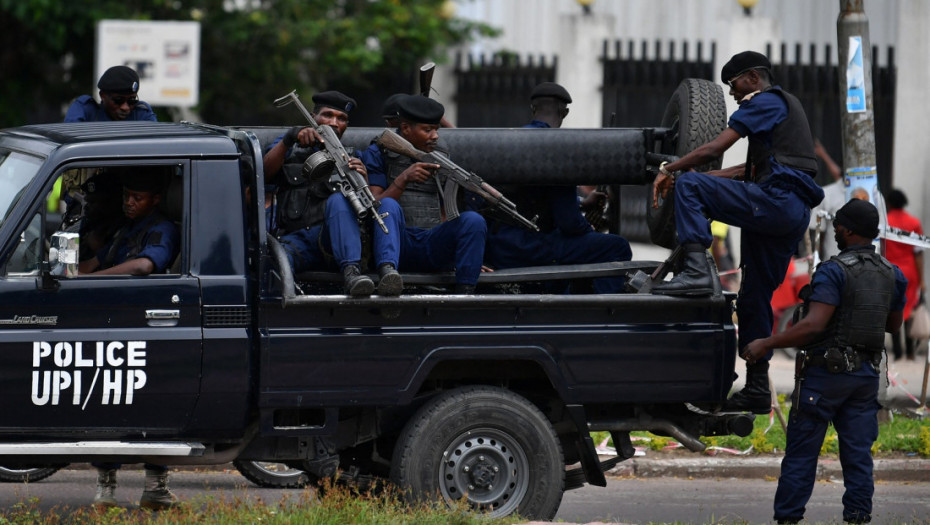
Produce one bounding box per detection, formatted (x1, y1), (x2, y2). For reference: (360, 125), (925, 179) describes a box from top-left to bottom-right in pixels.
(0, 79), (752, 520)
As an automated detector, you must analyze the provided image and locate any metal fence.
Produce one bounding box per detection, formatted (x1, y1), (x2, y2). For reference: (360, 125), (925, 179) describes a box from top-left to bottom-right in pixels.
(453, 52), (557, 127)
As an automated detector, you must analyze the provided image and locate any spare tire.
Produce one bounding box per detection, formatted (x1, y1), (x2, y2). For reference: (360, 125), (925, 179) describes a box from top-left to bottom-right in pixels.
(646, 79), (727, 249)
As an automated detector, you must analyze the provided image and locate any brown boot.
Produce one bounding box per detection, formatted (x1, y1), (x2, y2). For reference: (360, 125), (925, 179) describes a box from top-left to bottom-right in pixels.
(93, 467), (119, 509)
(139, 468), (178, 510)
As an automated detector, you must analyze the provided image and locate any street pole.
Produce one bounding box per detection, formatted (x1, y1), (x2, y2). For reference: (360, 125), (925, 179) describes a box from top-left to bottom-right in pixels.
(836, 0), (879, 202)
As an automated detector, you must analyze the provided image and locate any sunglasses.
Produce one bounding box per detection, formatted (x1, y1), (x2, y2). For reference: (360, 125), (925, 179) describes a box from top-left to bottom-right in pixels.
(108, 95), (139, 107)
(726, 67), (760, 88)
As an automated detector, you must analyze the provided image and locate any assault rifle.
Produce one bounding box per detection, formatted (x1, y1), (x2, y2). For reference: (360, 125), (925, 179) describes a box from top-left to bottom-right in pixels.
(376, 129), (538, 231)
(273, 90), (389, 233)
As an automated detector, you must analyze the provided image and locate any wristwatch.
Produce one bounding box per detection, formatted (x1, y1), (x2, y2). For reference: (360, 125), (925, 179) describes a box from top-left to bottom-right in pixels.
(659, 161), (675, 178)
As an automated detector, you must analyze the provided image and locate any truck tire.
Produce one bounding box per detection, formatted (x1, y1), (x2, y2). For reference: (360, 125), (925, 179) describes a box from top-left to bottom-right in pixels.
(391, 385), (563, 520)
(0, 465), (65, 483)
(232, 460), (311, 489)
(647, 78), (727, 249)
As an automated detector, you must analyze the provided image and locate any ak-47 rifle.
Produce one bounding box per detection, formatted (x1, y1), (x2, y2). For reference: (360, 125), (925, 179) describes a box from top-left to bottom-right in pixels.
(273, 90), (389, 233)
(376, 129), (538, 231)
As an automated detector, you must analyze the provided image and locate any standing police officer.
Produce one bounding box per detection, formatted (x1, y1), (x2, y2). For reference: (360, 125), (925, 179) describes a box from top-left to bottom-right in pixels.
(64, 65), (157, 122)
(742, 199), (907, 524)
(651, 51), (825, 413)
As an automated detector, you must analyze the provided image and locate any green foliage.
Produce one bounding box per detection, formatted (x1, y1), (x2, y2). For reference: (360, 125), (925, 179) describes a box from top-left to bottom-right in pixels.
(0, 482), (522, 525)
(0, 0), (499, 126)
(920, 426), (930, 457)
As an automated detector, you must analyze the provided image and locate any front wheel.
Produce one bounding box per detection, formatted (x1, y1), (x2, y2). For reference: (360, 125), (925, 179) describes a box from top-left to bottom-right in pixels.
(0, 465), (65, 483)
(391, 386), (564, 520)
(232, 460), (311, 488)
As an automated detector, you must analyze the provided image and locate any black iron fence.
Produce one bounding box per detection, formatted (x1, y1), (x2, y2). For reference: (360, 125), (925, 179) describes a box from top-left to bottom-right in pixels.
(453, 52), (557, 127)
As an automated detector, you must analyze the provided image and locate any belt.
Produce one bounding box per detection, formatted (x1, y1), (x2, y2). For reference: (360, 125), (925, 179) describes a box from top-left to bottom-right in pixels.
(805, 347), (879, 373)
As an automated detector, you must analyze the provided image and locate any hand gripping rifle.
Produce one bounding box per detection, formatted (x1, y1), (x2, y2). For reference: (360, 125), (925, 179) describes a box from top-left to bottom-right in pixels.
(376, 129), (538, 231)
(273, 90), (389, 233)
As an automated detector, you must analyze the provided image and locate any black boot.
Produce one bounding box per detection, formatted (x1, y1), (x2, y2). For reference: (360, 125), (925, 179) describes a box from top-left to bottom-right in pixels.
(652, 243), (715, 296)
(377, 263), (403, 296)
(454, 283), (476, 295)
(343, 265), (374, 297)
(723, 360), (772, 414)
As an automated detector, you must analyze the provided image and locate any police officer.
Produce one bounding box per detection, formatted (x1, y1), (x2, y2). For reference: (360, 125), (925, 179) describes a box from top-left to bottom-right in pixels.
(64, 65), (157, 122)
(78, 169), (178, 276)
(361, 95), (487, 294)
(263, 91), (404, 297)
(478, 82), (632, 293)
(742, 199), (906, 524)
(651, 51), (825, 413)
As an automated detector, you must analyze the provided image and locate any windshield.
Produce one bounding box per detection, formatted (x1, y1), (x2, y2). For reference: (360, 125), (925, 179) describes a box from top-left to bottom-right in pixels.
(0, 150), (43, 228)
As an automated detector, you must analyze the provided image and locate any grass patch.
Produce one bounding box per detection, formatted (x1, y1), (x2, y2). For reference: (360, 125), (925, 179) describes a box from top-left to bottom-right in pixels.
(0, 482), (523, 525)
(592, 398), (930, 456)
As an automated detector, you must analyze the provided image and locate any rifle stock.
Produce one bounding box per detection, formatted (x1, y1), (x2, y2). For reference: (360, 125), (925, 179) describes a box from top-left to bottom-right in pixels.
(274, 90), (389, 233)
(375, 129), (538, 231)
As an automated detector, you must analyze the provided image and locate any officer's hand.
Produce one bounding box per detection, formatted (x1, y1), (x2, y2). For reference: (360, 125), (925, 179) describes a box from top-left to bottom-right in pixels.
(402, 163), (440, 185)
(740, 339), (769, 365)
(652, 173), (674, 208)
(580, 190), (607, 211)
(347, 157), (367, 177)
(296, 127), (325, 147)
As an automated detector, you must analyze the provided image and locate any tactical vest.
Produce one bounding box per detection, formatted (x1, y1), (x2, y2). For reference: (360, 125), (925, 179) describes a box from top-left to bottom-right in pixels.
(744, 87), (818, 184)
(275, 146), (339, 234)
(801, 247), (895, 355)
(382, 142), (450, 229)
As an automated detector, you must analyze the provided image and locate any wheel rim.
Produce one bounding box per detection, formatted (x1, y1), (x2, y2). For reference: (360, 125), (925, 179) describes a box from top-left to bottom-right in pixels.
(439, 428), (530, 516)
(250, 462), (304, 479)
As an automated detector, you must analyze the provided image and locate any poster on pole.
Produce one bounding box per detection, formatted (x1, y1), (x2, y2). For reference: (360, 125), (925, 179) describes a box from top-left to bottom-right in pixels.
(844, 166), (879, 204)
(96, 20), (200, 107)
(845, 36), (866, 113)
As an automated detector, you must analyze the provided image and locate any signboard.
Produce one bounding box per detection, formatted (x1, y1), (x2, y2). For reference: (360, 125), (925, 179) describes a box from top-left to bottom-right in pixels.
(96, 20), (200, 107)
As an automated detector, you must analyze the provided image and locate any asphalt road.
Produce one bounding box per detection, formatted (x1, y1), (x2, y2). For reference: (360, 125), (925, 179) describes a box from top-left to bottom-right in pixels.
(1, 468), (927, 524)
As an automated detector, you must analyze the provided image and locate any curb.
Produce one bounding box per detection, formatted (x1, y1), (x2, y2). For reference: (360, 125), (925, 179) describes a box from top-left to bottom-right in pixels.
(606, 456), (930, 482)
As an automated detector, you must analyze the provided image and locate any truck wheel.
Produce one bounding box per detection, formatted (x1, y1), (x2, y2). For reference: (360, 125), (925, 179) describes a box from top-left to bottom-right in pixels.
(0, 465), (65, 483)
(391, 386), (563, 520)
(647, 78), (727, 249)
(232, 459), (311, 488)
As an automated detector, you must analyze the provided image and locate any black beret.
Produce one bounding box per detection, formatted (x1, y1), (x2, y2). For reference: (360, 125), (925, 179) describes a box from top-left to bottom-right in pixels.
(312, 91), (357, 113)
(530, 82), (572, 104)
(81, 173), (122, 196)
(97, 66), (140, 94)
(721, 51), (772, 83)
(121, 171), (167, 195)
(834, 198), (879, 239)
(396, 95), (444, 125)
(380, 93), (405, 119)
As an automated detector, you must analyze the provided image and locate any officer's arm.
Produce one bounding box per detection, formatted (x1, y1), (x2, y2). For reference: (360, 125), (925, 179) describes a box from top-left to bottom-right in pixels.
(741, 302), (835, 362)
(662, 128), (741, 173)
(88, 257), (156, 276)
(886, 310), (904, 334)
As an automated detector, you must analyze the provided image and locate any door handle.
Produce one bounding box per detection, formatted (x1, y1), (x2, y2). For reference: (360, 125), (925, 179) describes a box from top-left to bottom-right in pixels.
(146, 309), (180, 327)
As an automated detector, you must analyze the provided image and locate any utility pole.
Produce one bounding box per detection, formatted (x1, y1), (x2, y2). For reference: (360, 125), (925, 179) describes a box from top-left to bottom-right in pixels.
(836, 0), (879, 203)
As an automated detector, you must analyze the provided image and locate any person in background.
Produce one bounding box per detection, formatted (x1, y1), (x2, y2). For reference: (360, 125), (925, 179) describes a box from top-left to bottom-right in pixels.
(64, 65), (156, 122)
(742, 199), (906, 525)
(885, 188), (925, 360)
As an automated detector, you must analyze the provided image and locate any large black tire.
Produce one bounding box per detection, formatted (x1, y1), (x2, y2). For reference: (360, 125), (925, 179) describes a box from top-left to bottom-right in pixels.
(0, 465), (65, 483)
(647, 78), (727, 249)
(391, 386), (564, 520)
(233, 460), (312, 489)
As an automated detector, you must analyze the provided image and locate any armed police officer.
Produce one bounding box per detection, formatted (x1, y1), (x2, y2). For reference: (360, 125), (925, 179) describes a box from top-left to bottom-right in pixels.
(263, 91), (404, 297)
(361, 95), (487, 294)
(742, 199), (906, 524)
(64, 65), (157, 122)
(480, 82), (632, 293)
(651, 51), (825, 413)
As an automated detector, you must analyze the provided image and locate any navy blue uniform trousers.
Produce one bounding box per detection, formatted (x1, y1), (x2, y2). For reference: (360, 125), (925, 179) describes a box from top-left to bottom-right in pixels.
(399, 211), (487, 286)
(774, 365), (879, 523)
(674, 172), (810, 352)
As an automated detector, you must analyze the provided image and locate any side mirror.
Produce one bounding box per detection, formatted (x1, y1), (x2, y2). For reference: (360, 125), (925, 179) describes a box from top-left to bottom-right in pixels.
(48, 232), (79, 278)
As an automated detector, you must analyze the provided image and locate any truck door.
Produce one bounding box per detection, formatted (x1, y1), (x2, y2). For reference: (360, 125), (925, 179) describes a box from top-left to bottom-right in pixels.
(0, 163), (203, 436)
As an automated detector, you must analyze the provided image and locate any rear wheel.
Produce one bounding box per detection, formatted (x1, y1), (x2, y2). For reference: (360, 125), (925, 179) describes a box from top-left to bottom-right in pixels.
(647, 78), (727, 249)
(0, 465), (65, 483)
(391, 386), (564, 520)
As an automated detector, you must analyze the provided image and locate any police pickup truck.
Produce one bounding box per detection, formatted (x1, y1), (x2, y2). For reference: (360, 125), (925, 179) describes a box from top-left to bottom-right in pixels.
(0, 80), (751, 519)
